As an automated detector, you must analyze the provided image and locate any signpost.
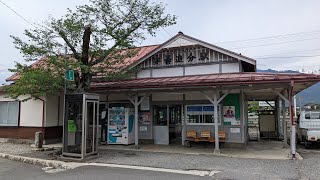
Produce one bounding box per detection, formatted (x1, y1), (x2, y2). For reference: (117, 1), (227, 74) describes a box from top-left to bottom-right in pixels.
(62, 69), (74, 157)
(65, 69), (74, 81)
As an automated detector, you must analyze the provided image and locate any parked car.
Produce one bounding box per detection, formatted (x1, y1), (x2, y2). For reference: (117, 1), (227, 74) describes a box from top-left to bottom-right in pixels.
(296, 111), (320, 148)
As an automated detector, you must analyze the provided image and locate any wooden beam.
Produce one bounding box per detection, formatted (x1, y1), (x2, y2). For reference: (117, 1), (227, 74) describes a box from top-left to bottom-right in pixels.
(273, 90), (289, 103)
(218, 91), (230, 104)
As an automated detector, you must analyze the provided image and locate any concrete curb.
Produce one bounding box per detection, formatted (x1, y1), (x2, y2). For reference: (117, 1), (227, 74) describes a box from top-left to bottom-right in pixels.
(295, 152), (304, 160)
(0, 153), (81, 170)
(297, 149), (320, 154)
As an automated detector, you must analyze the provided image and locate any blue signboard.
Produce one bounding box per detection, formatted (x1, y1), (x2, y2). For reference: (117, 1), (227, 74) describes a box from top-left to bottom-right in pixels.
(202, 106), (214, 112)
(187, 106), (203, 112)
(187, 105), (216, 111)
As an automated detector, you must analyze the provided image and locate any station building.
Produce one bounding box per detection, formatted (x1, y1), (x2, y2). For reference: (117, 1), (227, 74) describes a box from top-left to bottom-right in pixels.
(1, 32), (320, 156)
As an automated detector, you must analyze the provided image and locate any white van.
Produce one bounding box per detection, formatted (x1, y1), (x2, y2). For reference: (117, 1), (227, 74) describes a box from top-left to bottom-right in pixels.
(297, 111), (320, 148)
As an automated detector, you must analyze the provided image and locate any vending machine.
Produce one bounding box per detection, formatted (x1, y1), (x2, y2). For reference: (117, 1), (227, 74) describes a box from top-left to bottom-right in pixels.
(107, 107), (135, 145)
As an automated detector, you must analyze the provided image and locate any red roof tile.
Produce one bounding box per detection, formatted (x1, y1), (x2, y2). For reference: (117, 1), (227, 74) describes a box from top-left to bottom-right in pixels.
(6, 45), (159, 82)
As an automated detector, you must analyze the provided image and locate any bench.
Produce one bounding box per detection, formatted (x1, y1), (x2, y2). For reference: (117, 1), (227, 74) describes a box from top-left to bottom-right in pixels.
(185, 130), (226, 147)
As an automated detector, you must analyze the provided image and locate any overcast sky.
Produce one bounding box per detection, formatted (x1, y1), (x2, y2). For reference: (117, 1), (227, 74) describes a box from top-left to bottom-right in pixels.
(1, 0), (320, 84)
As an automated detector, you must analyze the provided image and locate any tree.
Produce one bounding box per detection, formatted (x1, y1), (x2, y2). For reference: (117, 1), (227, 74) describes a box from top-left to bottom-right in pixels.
(248, 101), (259, 114)
(5, 0), (176, 99)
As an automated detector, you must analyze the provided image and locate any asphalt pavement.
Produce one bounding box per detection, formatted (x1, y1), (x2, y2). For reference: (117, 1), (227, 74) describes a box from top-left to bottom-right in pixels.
(1, 147), (320, 179)
(0, 158), (212, 180)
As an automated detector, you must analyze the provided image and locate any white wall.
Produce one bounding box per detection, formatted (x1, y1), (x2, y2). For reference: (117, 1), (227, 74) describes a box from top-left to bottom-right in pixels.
(45, 96), (60, 127)
(58, 95), (64, 126)
(108, 94), (128, 101)
(185, 64), (219, 75)
(185, 91), (209, 101)
(0, 94), (47, 127)
(136, 62), (240, 79)
(19, 95), (43, 127)
(164, 37), (196, 48)
(152, 67), (183, 78)
(152, 93), (183, 101)
(221, 63), (240, 73)
(137, 69), (151, 78)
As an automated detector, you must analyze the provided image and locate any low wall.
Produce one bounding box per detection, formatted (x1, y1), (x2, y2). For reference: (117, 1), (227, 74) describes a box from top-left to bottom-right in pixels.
(0, 126), (62, 140)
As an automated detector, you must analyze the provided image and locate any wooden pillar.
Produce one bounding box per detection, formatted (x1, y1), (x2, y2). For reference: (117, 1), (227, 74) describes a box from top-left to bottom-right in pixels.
(282, 99), (288, 148)
(182, 94), (186, 146)
(289, 87), (296, 158)
(213, 91), (220, 153)
(134, 96), (139, 147)
(128, 95), (146, 148)
(201, 90), (229, 154)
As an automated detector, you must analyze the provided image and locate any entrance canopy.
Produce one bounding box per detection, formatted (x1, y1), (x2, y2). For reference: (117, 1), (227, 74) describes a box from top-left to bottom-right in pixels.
(91, 72), (320, 156)
(91, 72), (320, 98)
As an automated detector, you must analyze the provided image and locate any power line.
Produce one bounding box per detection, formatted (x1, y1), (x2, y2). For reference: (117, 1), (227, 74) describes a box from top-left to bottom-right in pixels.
(161, 27), (183, 47)
(255, 54), (320, 59)
(229, 36), (320, 50)
(161, 27), (173, 38)
(253, 48), (320, 58)
(217, 30), (320, 45)
(0, 0), (37, 28)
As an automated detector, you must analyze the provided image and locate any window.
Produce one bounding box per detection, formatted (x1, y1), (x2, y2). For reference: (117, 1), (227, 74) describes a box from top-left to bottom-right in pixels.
(305, 112), (320, 120)
(186, 105), (220, 124)
(0, 101), (19, 126)
(305, 113), (310, 119)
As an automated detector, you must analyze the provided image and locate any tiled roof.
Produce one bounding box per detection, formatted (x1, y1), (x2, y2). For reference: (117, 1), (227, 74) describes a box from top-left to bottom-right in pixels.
(5, 32), (260, 82)
(91, 72), (320, 91)
(6, 45), (159, 82)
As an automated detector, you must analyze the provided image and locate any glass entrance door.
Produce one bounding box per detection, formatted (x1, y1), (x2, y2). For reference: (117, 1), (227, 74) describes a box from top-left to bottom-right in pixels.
(85, 101), (98, 155)
(153, 105), (183, 145)
(169, 105), (182, 144)
(153, 105), (169, 145)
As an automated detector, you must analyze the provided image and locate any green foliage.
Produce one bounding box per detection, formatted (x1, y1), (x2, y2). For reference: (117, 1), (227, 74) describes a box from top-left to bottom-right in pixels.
(4, 68), (64, 101)
(7, 0), (176, 99)
(248, 101), (275, 113)
(248, 101), (259, 113)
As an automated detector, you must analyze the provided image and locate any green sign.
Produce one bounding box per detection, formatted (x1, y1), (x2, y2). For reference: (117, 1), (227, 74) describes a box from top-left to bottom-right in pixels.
(65, 70), (74, 81)
(68, 120), (77, 132)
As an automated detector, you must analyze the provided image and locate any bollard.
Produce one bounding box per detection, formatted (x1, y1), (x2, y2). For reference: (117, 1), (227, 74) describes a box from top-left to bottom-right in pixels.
(35, 131), (43, 149)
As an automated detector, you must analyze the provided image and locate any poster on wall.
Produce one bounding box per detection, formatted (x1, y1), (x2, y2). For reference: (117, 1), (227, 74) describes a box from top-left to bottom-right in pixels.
(139, 112), (151, 125)
(223, 106), (240, 125)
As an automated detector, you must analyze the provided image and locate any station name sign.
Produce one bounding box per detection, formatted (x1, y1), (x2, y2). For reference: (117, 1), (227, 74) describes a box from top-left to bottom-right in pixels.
(139, 46), (238, 69)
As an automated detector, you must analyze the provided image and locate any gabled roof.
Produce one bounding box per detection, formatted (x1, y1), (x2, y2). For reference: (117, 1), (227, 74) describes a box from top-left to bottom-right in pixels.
(6, 32), (256, 82)
(128, 32), (256, 70)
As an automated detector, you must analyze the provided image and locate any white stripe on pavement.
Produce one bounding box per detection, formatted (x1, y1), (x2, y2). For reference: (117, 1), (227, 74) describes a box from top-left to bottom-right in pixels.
(78, 163), (221, 177)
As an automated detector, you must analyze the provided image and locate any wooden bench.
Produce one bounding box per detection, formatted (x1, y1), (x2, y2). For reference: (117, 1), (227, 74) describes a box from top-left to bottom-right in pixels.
(185, 130), (226, 147)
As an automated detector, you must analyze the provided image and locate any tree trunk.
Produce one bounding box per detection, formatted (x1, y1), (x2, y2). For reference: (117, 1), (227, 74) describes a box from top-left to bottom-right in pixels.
(76, 25), (92, 93)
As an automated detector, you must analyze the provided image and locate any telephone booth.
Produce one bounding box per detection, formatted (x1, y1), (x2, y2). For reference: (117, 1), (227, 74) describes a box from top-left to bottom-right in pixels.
(62, 93), (99, 159)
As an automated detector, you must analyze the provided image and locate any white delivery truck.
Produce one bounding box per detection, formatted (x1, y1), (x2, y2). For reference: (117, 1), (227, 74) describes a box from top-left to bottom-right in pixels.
(297, 111), (320, 148)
